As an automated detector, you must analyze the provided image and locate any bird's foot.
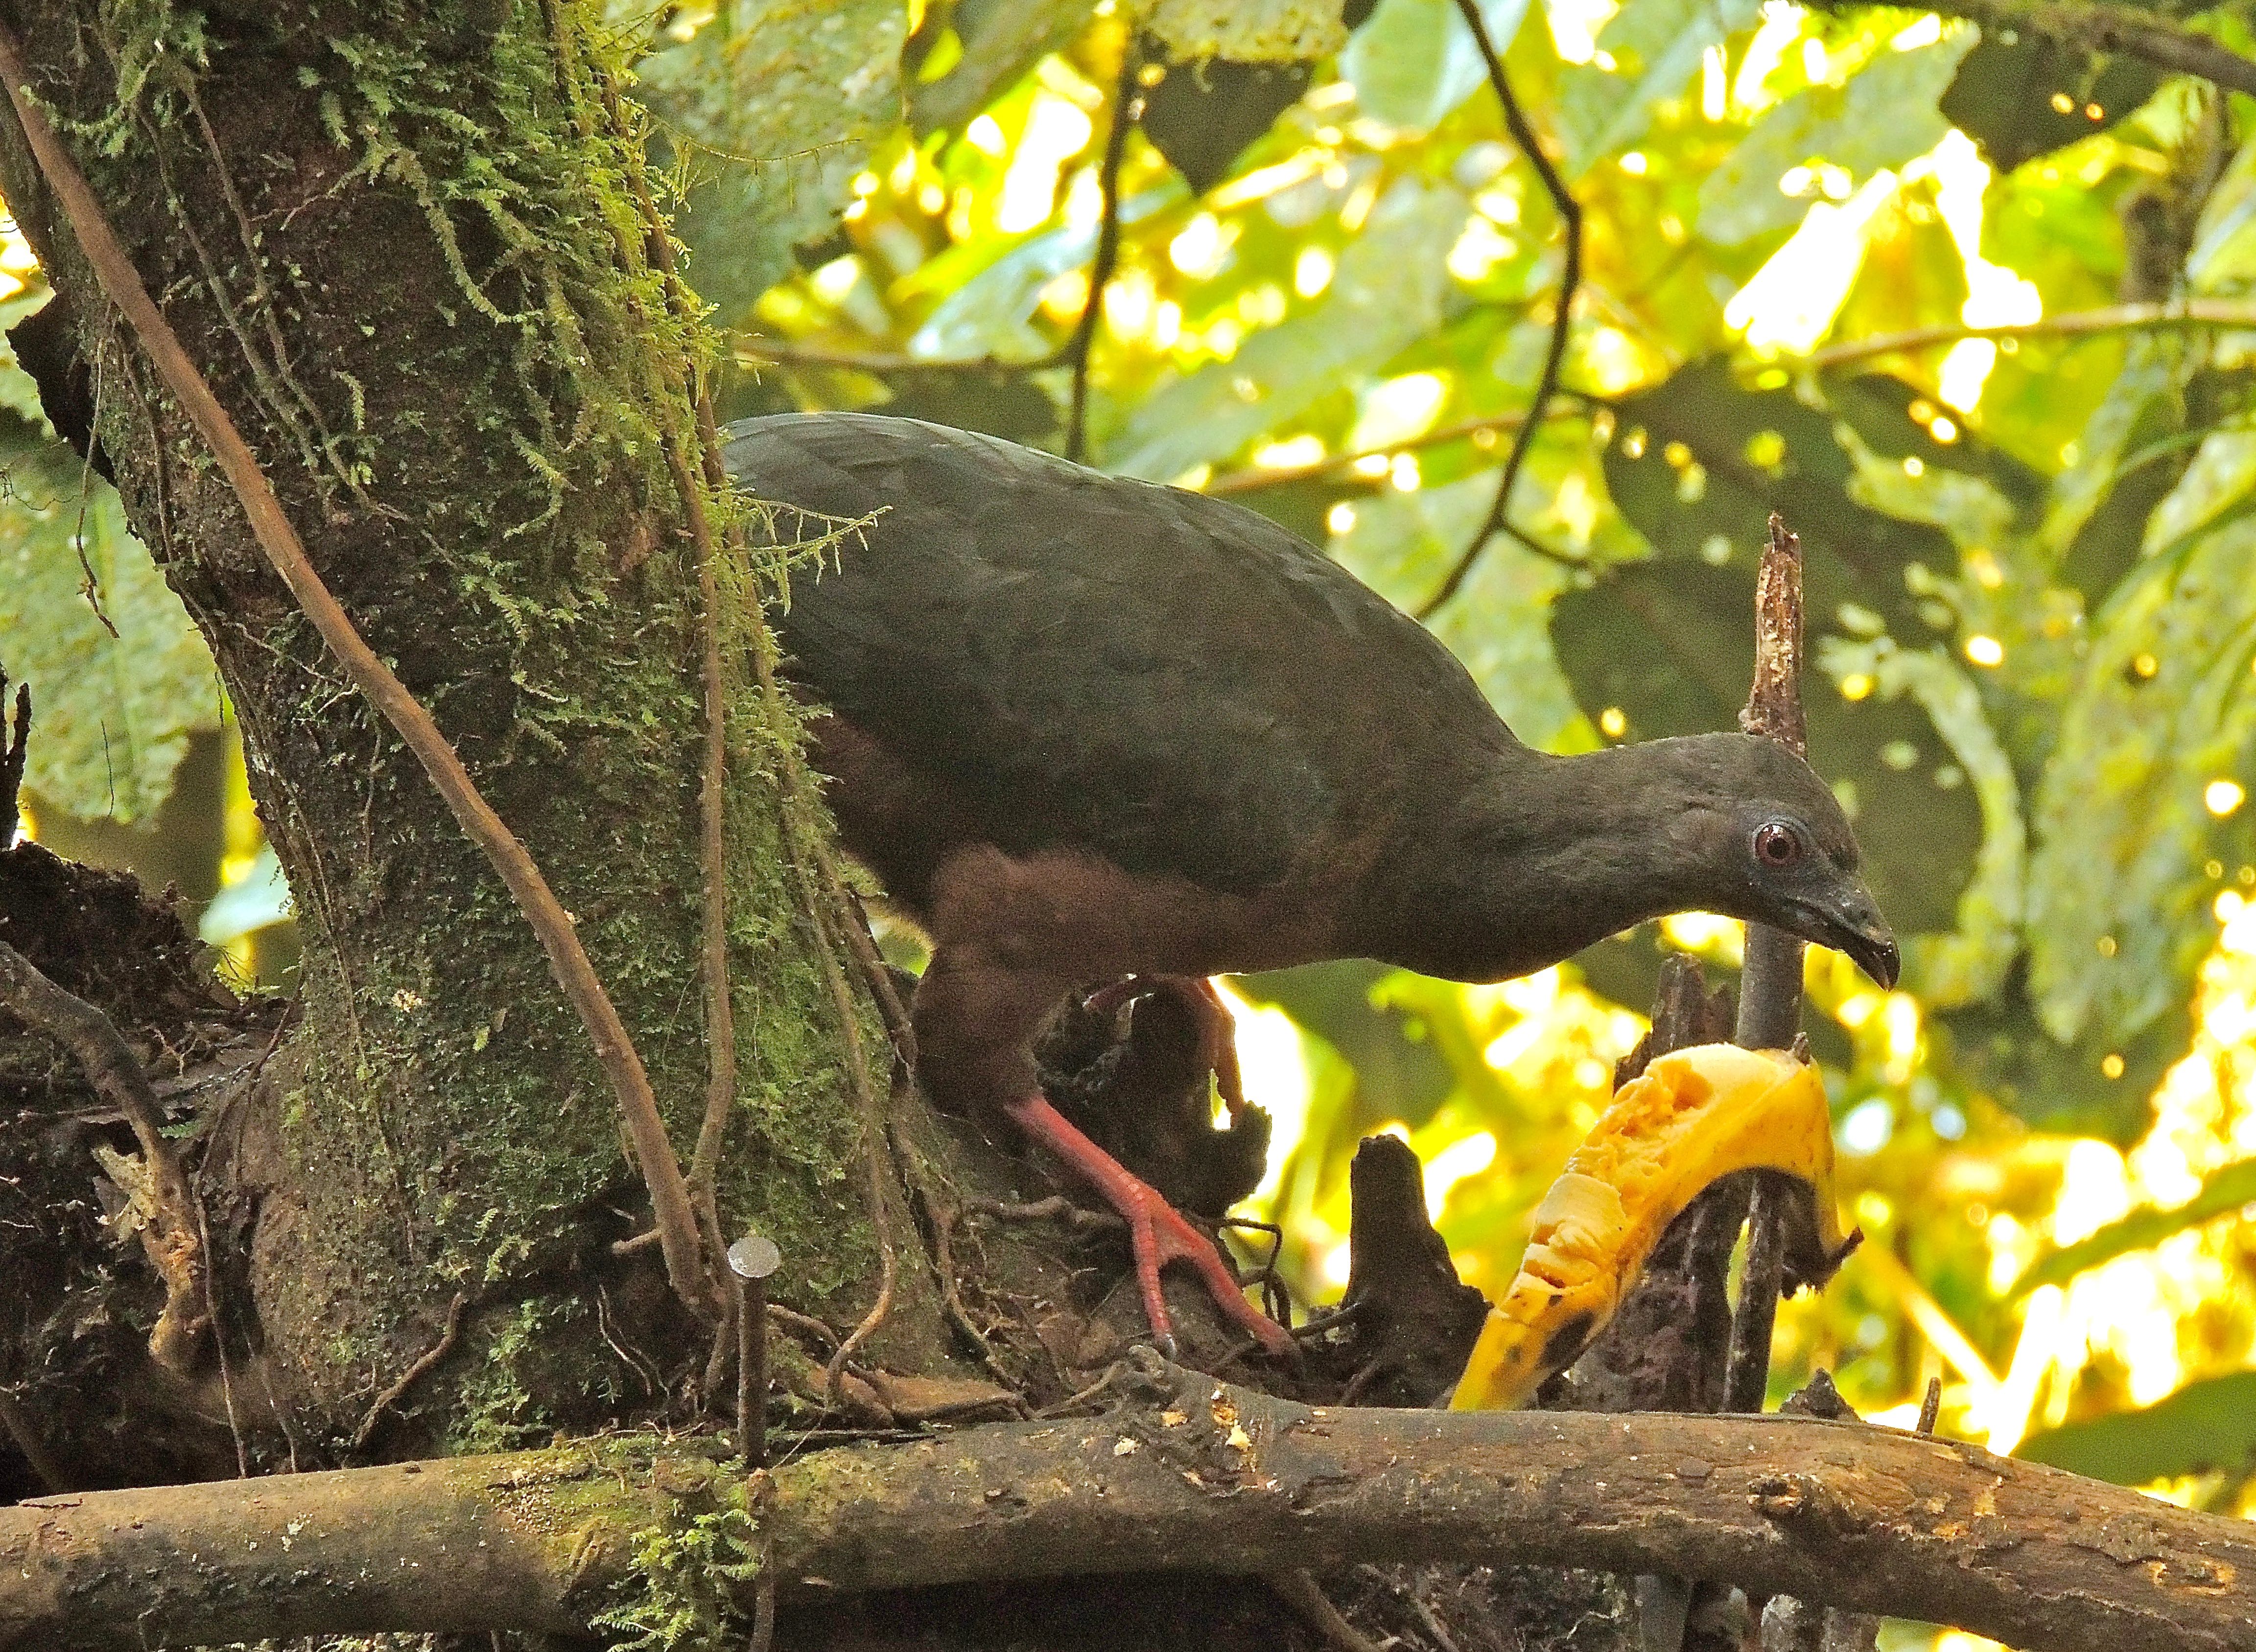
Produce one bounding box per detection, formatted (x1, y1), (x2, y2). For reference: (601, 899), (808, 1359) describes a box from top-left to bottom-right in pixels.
(1081, 975), (1247, 1117)
(1004, 1091), (1294, 1359)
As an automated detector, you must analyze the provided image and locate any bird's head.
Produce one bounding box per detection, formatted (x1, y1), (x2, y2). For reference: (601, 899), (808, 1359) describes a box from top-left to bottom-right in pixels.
(1645, 733), (1899, 989)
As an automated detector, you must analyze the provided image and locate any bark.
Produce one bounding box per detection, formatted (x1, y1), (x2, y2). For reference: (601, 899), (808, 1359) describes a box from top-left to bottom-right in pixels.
(3, 1358), (2253, 1652)
(0, 0), (928, 1450)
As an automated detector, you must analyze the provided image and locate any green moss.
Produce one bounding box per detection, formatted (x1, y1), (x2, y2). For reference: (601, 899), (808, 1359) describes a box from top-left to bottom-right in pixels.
(591, 1493), (763, 1652)
(55, 0), (892, 1417)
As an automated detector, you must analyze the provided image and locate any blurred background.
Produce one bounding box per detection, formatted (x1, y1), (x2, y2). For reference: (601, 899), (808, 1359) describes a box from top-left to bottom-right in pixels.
(10, 1), (2256, 1643)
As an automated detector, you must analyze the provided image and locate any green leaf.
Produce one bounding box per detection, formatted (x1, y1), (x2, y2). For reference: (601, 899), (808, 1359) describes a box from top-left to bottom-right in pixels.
(1696, 34), (1974, 247)
(634, 0), (908, 323)
(1817, 640), (2024, 1009)
(1105, 178), (1466, 480)
(2039, 342), (2241, 605)
(1936, 983), (2185, 1142)
(2018, 1370), (2256, 1484)
(1555, 0), (1756, 174)
(199, 843), (292, 947)
(1340, 0), (1531, 135)
(908, 183), (1188, 360)
(1939, 32), (2165, 175)
(0, 469), (220, 825)
(908, 0), (1098, 136)
(2014, 1156), (2256, 1298)
(1328, 472), (1585, 751)
(2024, 507), (2256, 1051)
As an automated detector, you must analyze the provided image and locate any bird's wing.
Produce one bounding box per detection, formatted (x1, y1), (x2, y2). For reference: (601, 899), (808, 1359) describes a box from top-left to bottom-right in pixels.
(725, 413), (1514, 897)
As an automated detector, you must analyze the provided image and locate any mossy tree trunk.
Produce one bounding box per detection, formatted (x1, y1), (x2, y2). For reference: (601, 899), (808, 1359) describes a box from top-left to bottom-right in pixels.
(0, 0), (923, 1448)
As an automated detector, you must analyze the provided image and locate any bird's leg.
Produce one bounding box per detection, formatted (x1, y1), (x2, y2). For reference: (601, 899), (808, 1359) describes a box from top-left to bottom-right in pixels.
(916, 941), (1290, 1358)
(1002, 1090), (1294, 1358)
(1081, 974), (1247, 1118)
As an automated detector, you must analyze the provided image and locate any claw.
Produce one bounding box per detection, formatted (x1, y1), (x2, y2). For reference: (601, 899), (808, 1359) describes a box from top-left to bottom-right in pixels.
(1452, 1043), (1855, 1411)
(1006, 1091), (1296, 1358)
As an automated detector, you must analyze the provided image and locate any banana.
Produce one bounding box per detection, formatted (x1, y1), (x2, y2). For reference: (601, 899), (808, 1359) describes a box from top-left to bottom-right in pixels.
(1450, 1042), (1856, 1411)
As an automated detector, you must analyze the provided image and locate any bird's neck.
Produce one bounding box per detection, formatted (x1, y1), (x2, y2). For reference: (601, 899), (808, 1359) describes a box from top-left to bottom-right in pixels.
(1360, 745), (1712, 983)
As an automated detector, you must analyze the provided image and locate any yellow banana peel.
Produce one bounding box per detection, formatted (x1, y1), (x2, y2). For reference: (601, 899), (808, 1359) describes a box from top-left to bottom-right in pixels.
(1451, 1042), (1855, 1411)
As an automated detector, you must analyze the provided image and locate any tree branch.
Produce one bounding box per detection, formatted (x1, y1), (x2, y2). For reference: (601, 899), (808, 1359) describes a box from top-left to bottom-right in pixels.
(1804, 299), (2256, 372)
(0, 21), (717, 1321)
(3, 1358), (2251, 1651)
(1862, 0), (2256, 99)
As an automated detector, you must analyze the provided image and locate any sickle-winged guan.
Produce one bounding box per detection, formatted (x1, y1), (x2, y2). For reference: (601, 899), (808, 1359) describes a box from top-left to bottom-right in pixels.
(727, 412), (1898, 1358)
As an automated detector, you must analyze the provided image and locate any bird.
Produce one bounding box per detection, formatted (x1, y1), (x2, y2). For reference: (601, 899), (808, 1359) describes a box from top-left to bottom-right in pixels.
(726, 411), (1899, 1359)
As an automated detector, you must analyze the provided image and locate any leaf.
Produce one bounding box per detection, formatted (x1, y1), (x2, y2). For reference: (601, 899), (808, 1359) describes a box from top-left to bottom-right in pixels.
(1139, 52), (1315, 196)
(199, 843), (292, 947)
(1827, 373), (2046, 521)
(2038, 342), (2243, 605)
(908, 183), (1188, 360)
(2024, 508), (2256, 1051)
(1817, 640), (2024, 1009)
(1328, 472), (1585, 751)
(1234, 958), (1454, 1130)
(1339, 0), (1532, 135)
(1554, 0), (1756, 173)
(1936, 977), (2186, 1141)
(2014, 1156), (2256, 1298)
(1135, 0), (1352, 193)
(0, 465), (220, 825)
(1938, 32), (2164, 174)
(1105, 178), (1466, 480)
(2017, 1370), (2256, 1484)
(633, 0), (908, 323)
(908, 0), (1099, 136)
(1696, 35), (1974, 247)
(1600, 360), (1956, 641)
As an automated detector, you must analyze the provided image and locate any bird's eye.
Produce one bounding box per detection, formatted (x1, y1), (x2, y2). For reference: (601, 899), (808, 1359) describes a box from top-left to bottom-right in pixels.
(1754, 821), (1803, 867)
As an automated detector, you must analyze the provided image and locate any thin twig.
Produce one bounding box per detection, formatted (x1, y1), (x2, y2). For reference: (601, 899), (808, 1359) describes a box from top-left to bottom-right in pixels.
(1266, 1569), (1386, 1652)
(1917, 1374), (1944, 1437)
(0, 941), (207, 1371)
(1802, 298), (2256, 371)
(0, 23), (718, 1323)
(1065, 46), (1138, 465)
(1416, 0), (1583, 620)
(1205, 408), (1533, 496)
(349, 1292), (469, 1451)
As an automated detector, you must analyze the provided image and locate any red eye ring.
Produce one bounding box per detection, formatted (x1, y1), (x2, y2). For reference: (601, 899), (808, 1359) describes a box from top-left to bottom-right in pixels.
(1755, 822), (1803, 867)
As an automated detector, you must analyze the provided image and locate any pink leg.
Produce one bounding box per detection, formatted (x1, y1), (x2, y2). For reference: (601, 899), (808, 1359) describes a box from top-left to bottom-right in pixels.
(1006, 1091), (1294, 1358)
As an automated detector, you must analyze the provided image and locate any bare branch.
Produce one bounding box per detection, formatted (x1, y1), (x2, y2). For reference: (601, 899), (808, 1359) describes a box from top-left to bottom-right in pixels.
(0, 22), (717, 1321)
(3, 1362), (2252, 1650)
(1804, 299), (2256, 372)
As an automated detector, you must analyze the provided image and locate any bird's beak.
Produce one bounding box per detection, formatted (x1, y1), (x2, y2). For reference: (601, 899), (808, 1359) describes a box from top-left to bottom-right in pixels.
(1812, 881), (1899, 990)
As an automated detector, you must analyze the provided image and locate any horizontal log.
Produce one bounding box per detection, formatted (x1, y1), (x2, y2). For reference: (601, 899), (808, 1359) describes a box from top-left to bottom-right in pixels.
(3, 1357), (2251, 1650)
